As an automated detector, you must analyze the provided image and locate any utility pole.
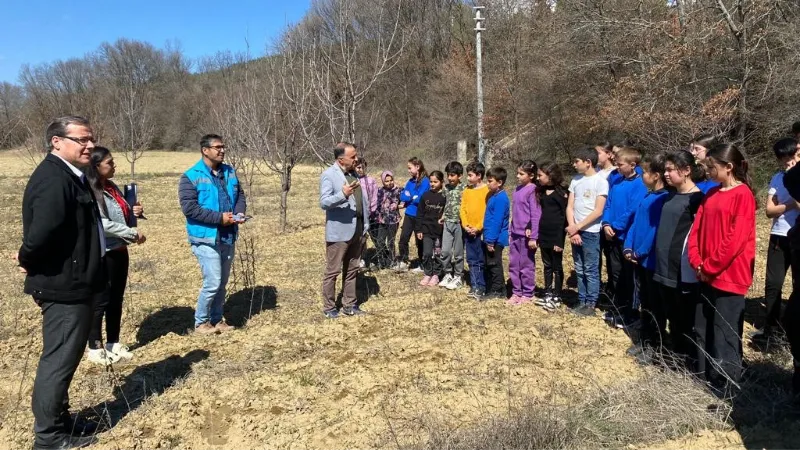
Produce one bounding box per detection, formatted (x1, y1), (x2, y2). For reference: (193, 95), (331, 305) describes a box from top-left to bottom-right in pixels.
(474, 6), (486, 164)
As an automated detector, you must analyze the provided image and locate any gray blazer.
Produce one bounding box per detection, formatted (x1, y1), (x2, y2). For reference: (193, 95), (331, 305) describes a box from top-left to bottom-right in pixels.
(320, 163), (370, 242)
(100, 182), (138, 251)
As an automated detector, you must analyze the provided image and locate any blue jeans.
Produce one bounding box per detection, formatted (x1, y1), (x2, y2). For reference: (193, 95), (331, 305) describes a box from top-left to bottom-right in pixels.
(192, 243), (234, 327)
(572, 231), (600, 306)
(465, 234), (485, 290)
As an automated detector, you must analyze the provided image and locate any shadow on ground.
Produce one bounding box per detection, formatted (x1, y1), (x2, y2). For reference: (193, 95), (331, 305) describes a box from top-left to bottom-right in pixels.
(77, 349), (210, 430)
(224, 285), (278, 327)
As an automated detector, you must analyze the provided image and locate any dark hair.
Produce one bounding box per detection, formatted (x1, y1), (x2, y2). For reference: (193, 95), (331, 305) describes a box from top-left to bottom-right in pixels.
(596, 141), (614, 154)
(535, 161), (566, 204)
(84, 146), (112, 216)
(46, 116), (91, 151)
(445, 161), (464, 176)
(333, 141), (355, 160)
(640, 153), (666, 175)
(517, 159), (538, 178)
(792, 121), (800, 136)
(691, 133), (717, 149)
(408, 157), (428, 184)
(773, 138), (799, 159)
(707, 143), (753, 192)
(665, 150), (705, 182)
(200, 134), (223, 151)
(574, 146), (598, 166)
(429, 170), (444, 183)
(466, 161), (486, 178)
(487, 166), (507, 184)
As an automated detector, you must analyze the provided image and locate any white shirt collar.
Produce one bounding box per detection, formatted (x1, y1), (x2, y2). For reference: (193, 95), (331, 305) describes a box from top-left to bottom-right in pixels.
(52, 152), (85, 180)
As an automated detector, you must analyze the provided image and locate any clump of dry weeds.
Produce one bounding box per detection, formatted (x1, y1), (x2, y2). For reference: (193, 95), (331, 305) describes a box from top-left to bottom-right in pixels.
(415, 366), (729, 450)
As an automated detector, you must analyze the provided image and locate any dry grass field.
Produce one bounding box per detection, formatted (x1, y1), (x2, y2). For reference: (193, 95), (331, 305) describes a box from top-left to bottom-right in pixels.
(0, 150), (798, 449)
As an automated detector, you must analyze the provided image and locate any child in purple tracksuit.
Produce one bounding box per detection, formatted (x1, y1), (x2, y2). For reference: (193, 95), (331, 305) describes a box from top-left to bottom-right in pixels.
(508, 160), (542, 305)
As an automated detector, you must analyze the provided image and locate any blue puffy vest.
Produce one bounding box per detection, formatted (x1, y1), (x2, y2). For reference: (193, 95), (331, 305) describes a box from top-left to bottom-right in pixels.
(184, 159), (240, 245)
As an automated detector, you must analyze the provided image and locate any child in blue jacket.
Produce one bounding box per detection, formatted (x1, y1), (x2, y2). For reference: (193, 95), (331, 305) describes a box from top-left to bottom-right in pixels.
(623, 153), (670, 361)
(394, 157), (431, 271)
(601, 147), (648, 327)
(481, 167), (511, 300)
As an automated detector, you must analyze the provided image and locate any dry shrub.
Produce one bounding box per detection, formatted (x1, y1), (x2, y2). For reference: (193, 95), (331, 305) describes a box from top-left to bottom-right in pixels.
(416, 366), (729, 450)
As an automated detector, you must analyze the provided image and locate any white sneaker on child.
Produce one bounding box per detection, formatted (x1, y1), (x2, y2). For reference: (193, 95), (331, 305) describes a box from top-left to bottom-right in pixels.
(106, 342), (134, 360)
(438, 274), (453, 287)
(446, 278), (463, 290)
(87, 348), (121, 366)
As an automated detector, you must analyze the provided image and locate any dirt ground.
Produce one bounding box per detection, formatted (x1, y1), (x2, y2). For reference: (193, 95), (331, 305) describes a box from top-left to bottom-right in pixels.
(0, 151), (797, 450)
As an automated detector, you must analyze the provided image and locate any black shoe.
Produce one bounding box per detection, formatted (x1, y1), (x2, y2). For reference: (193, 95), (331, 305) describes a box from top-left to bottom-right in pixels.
(571, 304), (596, 317)
(63, 414), (99, 436)
(342, 306), (366, 316)
(483, 291), (506, 301)
(33, 434), (98, 450)
(472, 288), (487, 301)
(467, 286), (477, 296)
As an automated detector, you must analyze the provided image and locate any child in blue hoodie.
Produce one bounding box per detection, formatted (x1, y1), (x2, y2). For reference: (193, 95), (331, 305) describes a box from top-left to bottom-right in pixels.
(395, 157), (431, 272)
(601, 147), (648, 327)
(481, 167), (511, 301)
(624, 153), (670, 362)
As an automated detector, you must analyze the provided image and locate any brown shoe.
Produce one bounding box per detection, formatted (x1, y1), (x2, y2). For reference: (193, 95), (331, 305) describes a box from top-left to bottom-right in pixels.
(195, 322), (219, 335)
(214, 320), (235, 332)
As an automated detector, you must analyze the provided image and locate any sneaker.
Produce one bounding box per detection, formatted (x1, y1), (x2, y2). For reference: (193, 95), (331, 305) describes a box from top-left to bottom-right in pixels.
(393, 261), (409, 272)
(517, 296), (533, 305)
(342, 305), (366, 316)
(438, 274), (453, 287)
(446, 278), (464, 290)
(472, 287), (487, 300)
(534, 296), (549, 306)
(603, 311), (615, 323)
(87, 348), (121, 366)
(420, 275), (432, 286)
(411, 267), (424, 274)
(466, 285), (476, 296)
(572, 304), (596, 317)
(195, 322), (220, 335)
(324, 309), (340, 319)
(214, 320), (235, 332)
(105, 342), (133, 360)
(427, 275), (440, 286)
(483, 291), (506, 301)
(506, 295), (522, 306)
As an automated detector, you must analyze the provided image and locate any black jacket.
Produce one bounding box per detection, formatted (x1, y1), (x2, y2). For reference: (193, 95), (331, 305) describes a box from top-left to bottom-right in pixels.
(18, 153), (106, 301)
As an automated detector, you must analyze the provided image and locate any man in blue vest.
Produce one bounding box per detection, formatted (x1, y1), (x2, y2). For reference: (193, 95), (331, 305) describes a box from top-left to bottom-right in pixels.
(179, 134), (247, 334)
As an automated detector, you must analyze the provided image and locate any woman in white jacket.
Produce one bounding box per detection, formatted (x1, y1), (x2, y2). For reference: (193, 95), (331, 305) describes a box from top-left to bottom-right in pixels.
(84, 146), (146, 365)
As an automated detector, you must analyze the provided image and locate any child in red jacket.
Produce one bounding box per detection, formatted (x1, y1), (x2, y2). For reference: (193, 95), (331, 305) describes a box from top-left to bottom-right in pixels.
(688, 143), (756, 397)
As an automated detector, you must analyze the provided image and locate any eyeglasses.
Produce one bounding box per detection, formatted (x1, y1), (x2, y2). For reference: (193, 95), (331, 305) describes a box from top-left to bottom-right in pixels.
(205, 145), (226, 152)
(60, 135), (96, 146)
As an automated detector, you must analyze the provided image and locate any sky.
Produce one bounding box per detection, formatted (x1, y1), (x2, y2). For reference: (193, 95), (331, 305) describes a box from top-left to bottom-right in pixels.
(0, 0), (312, 83)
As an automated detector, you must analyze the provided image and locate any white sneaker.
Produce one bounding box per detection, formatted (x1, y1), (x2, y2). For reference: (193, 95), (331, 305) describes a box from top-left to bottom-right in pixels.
(410, 267), (424, 274)
(393, 261), (409, 272)
(446, 278), (463, 290)
(106, 342), (133, 360)
(87, 348), (121, 366)
(438, 274), (453, 287)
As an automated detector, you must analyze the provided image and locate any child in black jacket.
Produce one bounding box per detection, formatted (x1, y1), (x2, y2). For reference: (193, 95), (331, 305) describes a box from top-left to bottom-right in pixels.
(416, 171), (446, 286)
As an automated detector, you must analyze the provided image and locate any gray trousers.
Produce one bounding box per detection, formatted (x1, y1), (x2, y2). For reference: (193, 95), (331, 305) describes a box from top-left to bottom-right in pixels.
(440, 222), (464, 278)
(33, 299), (93, 447)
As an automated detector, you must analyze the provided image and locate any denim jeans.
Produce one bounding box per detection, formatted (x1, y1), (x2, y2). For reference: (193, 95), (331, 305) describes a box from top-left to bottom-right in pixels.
(465, 234), (485, 290)
(192, 243), (235, 327)
(572, 231), (600, 306)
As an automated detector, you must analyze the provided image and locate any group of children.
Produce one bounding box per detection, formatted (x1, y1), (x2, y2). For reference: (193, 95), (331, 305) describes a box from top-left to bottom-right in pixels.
(355, 131), (799, 397)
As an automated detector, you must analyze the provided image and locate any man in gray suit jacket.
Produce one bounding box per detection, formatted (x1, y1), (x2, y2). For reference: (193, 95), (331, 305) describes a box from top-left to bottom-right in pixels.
(320, 143), (371, 318)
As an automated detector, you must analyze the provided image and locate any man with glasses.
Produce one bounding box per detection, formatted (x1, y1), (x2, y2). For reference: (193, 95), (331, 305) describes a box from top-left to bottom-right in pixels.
(179, 134), (246, 334)
(17, 116), (105, 449)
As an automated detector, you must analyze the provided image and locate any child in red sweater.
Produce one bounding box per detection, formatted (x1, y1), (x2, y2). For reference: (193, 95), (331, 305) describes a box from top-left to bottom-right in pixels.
(688, 143), (756, 397)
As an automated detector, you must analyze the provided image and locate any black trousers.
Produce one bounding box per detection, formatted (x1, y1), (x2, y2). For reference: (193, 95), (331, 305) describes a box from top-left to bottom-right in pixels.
(88, 249), (129, 348)
(374, 223), (398, 269)
(32, 299), (93, 447)
(784, 230), (800, 368)
(422, 234), (443, 277)
(541, 247), (563, 297)
(695, 284), (745, 393)
(763, 234), (793, 332)
(484, 244), (505, 293)
(606, 237), (634, 317)
(398, 215), (423, 263)
(637, 267), (665, 349)
(601, 233), (614, 294)
(656, 281), (698, 366)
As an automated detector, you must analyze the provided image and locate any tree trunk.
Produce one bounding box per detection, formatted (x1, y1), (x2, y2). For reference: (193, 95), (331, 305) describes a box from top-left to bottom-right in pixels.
(279, 165), (293, 233)
(130, 159), (136, 183)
